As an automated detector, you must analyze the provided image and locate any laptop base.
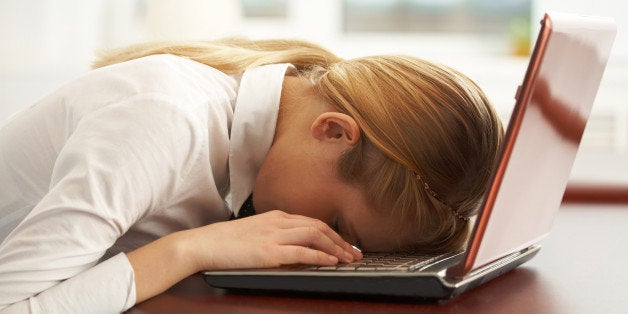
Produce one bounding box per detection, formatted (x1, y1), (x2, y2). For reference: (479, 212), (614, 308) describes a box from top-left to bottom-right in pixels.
(204, 245), (540, 300)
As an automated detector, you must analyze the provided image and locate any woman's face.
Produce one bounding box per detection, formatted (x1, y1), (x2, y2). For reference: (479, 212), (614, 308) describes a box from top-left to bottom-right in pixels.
(252, 143), (415, 252)
(252, 76), (416, 252)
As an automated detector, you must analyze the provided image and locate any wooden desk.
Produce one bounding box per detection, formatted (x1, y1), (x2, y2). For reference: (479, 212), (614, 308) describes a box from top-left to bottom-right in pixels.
(129, 204), (628, 314)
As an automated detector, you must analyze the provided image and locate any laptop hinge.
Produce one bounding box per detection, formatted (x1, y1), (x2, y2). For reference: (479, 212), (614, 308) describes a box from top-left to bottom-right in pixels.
(445, 245), (541, 280)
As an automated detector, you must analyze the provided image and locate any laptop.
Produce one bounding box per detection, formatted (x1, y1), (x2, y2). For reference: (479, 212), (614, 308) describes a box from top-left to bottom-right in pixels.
(203, 12), (617, 299)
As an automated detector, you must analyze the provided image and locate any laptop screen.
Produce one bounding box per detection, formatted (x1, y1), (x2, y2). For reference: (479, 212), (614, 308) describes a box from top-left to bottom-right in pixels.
(450, 12), (617, 276)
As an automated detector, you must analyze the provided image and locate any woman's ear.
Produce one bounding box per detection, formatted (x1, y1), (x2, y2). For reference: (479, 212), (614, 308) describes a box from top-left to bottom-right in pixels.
(311, 112), (360, 146)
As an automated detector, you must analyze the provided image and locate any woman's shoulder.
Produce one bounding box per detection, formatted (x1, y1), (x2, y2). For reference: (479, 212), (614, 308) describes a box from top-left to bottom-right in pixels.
(36, 54), (239, 125)
(90, 54), (239, 100)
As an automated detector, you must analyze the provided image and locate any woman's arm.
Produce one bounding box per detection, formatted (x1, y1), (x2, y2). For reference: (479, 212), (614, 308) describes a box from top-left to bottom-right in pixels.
(0, 95), (205, 312)
(128, 210), (360, 303)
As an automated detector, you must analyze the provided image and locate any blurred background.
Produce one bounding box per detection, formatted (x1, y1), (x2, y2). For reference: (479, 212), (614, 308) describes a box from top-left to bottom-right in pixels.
(1, 0), (627, 184)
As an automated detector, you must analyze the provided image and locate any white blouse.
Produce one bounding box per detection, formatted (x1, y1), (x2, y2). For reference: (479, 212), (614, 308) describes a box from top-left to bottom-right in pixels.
(0, 54), (292, 313)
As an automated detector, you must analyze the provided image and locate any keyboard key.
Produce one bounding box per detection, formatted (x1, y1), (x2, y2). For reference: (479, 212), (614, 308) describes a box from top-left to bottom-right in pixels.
(316, 266), (338, 271)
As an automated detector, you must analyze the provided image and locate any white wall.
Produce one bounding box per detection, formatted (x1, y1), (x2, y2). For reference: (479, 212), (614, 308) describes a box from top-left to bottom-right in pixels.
(0, 0), (102, 120)
(0, 0), (243, 120)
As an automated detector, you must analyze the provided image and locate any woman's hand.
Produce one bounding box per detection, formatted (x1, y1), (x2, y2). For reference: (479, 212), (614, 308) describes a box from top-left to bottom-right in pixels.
(182, 210), (362, 272)
(127, 210), (361, 304)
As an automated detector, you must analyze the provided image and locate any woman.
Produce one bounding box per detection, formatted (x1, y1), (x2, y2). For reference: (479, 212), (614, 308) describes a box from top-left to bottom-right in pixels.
(0, 38), (502, 312)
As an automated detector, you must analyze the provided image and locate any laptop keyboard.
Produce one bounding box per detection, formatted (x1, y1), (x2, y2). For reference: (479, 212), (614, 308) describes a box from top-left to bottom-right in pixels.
(302, 252), (450, 272)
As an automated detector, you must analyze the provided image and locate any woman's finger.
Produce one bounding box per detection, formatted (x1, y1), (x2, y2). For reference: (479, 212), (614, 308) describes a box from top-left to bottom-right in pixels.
(275, 227), (354, 263)
(274, 245), (339, 266)
(259, 211), (357, 258)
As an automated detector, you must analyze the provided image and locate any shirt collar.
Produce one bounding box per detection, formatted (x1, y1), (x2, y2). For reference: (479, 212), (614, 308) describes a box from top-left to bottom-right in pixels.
(228, 63), (293, 216)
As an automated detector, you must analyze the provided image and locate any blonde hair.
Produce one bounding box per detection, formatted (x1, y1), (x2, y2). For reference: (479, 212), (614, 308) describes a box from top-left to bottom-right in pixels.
(315, 57), (503, 252)
(93, 38), (342, 73)
(94, 38), (503, 253)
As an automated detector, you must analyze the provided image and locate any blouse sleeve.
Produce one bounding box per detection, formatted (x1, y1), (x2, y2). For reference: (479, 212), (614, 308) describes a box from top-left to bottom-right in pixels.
(0, 93), (205, 313)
